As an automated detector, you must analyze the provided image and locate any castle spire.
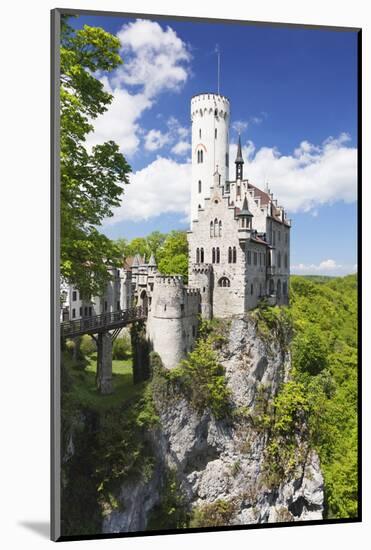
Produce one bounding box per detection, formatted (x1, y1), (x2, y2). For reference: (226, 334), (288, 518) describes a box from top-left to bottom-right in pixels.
(148, 252), (157, 267)
(235, 134), (244, 180)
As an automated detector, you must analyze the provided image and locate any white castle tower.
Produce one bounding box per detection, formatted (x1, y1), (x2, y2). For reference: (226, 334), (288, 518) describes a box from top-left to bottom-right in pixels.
(190, 93), (230, 226)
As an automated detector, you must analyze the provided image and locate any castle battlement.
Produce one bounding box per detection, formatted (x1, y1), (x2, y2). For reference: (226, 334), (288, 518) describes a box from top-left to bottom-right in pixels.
(185, 288), (201, 297)
(155, 275), (184, 286)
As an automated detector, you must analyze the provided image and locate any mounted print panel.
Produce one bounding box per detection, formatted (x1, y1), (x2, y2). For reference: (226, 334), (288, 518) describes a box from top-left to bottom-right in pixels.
(51, 8), (361, 541)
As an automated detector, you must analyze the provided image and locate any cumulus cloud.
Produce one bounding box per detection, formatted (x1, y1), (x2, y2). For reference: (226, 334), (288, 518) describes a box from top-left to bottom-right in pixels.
(105, 157), (191, 223)
(144, 129), (170, 151)
(292, 259), (357, 275)
(171, 140), (191, 156)
(86, 19), (191, 157)
(230, 133), (357, 212)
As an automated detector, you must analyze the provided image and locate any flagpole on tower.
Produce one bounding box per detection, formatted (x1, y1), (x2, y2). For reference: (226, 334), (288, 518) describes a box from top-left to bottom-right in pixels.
(216, 44), (220, 95)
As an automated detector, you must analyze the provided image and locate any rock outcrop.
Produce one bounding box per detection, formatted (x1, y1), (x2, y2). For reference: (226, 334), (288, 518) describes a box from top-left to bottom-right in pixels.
(103, 316), (324, 532)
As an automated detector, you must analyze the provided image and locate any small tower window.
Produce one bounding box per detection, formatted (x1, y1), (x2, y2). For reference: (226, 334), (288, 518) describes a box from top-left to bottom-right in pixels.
(196, 248), (200, 263)
(233, 247), (237, 263)
(216, 247), (220, 263)
(218, 277), (230, 287)
(72, 291), (77, 302)
(214, 218), (218, 237)
(215, 128), (217, 139)
(200, 248), (204, 263)
(198, 180), (202, 193)
(212, 247), (216, 264)
(228, 247), (232, 263)
(219, 220), (222, 237)
(210, 220), (214, 237)
(200, 150), (203, 163)
(72, 308), (76, 318)
(199, 128), (201, 138)
(226, 152), (229, 167)
(214, 108), (218, 116)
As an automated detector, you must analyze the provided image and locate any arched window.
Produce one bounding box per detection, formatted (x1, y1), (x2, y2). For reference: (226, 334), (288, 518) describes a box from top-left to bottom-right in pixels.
(200, 248), (204, 263)
(219, 220), (222, 237)
(198, 180), (202, 193)
(216, 247), (220, 263)
(215, 128), (217, 139)
(218, 277), (230, 287)
(198, 204), (201, 209)
(197, 150), (200, 163)
(278, 251), (281, 268)
(200, 150), (203, 163)
(196, 248), (200, 263)
(233, 246), (237, 263)
(284, 253), (288, 269)
(226, 152), (229, 167)
(283, 281), (287, 296)
(269, 279), (275, 295)
(214, 108), (218, 116)
(210, 220), (214, 237)
(212, 247), (216, 264)
(214, 218), (218, 237)
(228, 247), (232, 263)
(199, 128), (202, 138)
(251, 283), (254, 295)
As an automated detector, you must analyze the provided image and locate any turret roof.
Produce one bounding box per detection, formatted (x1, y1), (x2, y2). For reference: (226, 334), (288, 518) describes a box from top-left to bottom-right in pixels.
(237, 195), (253, 217)
(235, 134), (244, 164)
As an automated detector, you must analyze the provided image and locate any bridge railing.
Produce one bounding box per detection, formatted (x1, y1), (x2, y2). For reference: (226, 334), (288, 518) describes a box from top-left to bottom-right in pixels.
(61, 306), (148, 338)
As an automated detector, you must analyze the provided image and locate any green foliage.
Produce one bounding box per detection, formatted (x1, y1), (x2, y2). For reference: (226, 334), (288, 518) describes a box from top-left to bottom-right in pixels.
(79, 334), (97, 356)
(289, 274), (358, 518)
(252, 303), (293, 353)
(147, 469), (191, 530)
(190, 499), (237, 528)
(60, 18), (131, 297)
(157, 230), (189, 282)
(170, 320), (231, 419)
(112, 334), (131, 360)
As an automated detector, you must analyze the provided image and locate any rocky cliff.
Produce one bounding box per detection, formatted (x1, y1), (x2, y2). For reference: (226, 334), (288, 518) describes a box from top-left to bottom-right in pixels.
(102, 315), (324, 532)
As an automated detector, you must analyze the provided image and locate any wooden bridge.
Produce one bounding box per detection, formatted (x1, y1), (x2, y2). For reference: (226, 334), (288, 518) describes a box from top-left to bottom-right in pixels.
(61, 306), (148, 339)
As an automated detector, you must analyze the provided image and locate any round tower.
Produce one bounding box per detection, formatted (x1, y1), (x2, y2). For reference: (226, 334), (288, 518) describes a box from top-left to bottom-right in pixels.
(191, 93), (230, 225)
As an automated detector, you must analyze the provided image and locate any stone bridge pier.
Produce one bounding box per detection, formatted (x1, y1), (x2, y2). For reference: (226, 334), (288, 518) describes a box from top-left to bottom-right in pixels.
(96, 332), (113, 395)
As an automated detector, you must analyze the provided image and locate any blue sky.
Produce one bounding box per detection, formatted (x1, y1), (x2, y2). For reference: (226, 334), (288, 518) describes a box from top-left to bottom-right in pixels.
(70, 14), (358, 275)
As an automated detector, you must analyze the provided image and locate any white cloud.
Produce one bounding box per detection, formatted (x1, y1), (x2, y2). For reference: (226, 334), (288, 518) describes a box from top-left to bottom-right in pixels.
(144, 129), (170, 151)
(292, 259), (357, 276)
(229, 133), (357, 213)
(86, 20), (191, 158)
(105, 157), (191, 223)
(171, 140), (191, 156)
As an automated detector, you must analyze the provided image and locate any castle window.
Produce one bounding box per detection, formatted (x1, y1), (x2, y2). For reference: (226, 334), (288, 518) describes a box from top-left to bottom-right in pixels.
(198, 204), (201, 209)
(200, 248), (204, 263)
(181, 304), (184, 311)
(210, 220), (214, 237)
(226, 152), (229, 167)
(216, 247), (220, 263)
(212, 247), (216, 263)
(247, 250), (251, 265)
(215, 128), (217, 139)
(192, 325), (196, 337)
(214, 108), (218, 116)
(72, 308), (76, 318)
(218, 277), (230, 287)
(278, 251), (281, 268)
(219, 220), (222, 237)
(199, 128), (201, 138)
(214, 218), (218, 237)
(232, 246), (237, 263)
(72, 290), (77, 302)
(200, 149), (203, 163)
(84, 306), (88, 316)
(116, 302), (120, 311)
(251, 284), (254, 295)
(104, 301), (108, 312)
(284, 253), (288, 269)
(196, 248), (200, 263)
(228, 247), (232, 263)
(198, 180), (202, 193)
(283, 281), (287, 296)
(254, 252), (257, 265)
(79, 307), (82, 316)
(273, 231), (276, 246)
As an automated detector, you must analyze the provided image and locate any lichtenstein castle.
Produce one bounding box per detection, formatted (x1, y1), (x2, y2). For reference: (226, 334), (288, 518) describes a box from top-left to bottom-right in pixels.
(63, 93), (291, 370)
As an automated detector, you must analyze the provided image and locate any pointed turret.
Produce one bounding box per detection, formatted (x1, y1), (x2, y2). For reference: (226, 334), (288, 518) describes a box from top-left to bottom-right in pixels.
(238, 195), (253, 218)
(235, 134), (244, 180)
(148, 252), (157, 267)
(132, 254), (140, 267)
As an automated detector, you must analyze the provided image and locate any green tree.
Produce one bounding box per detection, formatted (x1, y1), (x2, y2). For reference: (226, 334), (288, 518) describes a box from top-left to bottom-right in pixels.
(157, 230), (189, 282)
(60, 17), (131, 297)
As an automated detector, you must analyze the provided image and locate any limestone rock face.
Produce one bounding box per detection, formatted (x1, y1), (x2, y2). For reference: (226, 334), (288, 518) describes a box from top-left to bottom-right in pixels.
(103, 316), (324, 533)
